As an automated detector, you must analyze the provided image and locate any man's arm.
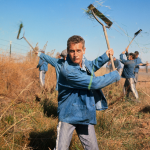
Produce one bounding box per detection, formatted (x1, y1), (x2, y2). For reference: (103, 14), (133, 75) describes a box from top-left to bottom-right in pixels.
(59, 66), (120, 90)
(125, 47), (129, 58)
(88, 48), (114, 72)
(136, 63), (150, 67)
(36, 52), (58, 67)
(120, 52), (127, 64)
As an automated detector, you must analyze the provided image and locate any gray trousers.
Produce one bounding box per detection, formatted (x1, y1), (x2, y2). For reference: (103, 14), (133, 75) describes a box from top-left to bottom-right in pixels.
(54, 121), (99, 150)
(118, 69), (122, 76)
(39, 71), (46, 87)
(123, 78), (138, 99)
(134, 72), (138, 85)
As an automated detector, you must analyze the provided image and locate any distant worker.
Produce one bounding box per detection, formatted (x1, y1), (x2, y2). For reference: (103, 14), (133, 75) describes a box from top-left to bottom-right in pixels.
(120, 48), (138, 100)
(56, 52), (61, 59)
(35, 49), (67, 90)
(126, 48), (150, 85)
(37, 50), (48, 87)
(146, 61), (149, 73)
(108, 57), (122, 75)
(106, 61), (111, 73)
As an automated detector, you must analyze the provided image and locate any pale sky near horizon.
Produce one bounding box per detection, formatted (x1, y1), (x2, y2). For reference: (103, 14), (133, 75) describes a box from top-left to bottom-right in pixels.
(0, 0), (150, 63)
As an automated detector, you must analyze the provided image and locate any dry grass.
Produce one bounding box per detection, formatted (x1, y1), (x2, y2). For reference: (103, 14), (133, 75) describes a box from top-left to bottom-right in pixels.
(0, 54), (150, 150)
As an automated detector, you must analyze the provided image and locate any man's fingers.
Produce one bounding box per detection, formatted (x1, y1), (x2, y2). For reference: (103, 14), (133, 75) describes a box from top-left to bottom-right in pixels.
(106, 48), (114, 58)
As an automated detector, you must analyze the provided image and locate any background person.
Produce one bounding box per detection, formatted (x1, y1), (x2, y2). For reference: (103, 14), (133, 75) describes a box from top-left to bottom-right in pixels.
(108, 57), (122, 75)
(37, 50), (48, 87)
(120, 48), (138, 100)
(126, 48), (150, 85)
(36, 49), (67, 90)
(106, 60), (111, 73)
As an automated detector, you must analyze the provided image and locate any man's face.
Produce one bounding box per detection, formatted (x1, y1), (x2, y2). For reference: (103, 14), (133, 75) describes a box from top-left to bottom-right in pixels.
(135, 54), (138, 58)
(113, 57), (116, 61)
(68, 42), (86, 67)
(128, 55), (133, 60)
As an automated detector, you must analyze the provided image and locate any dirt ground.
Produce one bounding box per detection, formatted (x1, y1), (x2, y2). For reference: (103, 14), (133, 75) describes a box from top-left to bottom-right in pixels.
(137, 71), (150, 97)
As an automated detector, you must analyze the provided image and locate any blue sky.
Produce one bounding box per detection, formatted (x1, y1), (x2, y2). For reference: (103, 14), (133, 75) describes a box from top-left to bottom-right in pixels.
(0, 0), (150, 63)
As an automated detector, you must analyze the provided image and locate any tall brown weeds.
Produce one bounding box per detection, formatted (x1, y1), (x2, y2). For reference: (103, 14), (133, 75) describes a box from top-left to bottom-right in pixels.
(0, 53), (150, 150)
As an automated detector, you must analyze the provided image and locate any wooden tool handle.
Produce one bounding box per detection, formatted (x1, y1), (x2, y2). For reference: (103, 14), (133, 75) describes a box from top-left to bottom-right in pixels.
(127, 37), (135, 48)
(23, 36), (35, 52)
(102, 25), (115, 71)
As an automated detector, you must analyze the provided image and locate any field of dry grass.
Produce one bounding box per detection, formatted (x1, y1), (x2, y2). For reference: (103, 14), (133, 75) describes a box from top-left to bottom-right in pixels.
(0, 54), (150, 150)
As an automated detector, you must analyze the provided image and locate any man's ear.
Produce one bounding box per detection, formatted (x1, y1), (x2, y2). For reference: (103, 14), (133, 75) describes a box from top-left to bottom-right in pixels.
(83, 47), (86, 54)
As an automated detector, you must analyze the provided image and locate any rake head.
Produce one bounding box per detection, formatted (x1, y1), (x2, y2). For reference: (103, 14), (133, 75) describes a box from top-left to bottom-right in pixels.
(88, 4), (113, 27)
(17, 22), (23, 39)
(134, 29), (142, 37)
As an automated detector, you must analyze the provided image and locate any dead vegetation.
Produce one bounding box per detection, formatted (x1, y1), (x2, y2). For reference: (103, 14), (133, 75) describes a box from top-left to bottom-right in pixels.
(0, 53), (150, 150)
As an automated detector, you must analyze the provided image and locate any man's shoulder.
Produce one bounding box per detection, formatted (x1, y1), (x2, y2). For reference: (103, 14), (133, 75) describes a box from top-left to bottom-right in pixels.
(57, 59), (65, 64)
(61, 61), (80, 75)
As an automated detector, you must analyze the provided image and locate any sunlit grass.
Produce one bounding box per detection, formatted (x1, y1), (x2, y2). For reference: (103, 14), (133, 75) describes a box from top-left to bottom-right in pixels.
(0, 53), (150, 150)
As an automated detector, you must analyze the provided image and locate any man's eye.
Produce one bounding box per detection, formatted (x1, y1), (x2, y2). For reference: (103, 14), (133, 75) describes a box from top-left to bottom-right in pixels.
(70, 50), (74, 53)
(77, 50), (81, 53)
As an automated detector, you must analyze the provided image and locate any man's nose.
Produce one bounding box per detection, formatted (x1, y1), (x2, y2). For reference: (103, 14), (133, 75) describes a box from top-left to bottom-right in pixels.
(74, 51), (77, 57)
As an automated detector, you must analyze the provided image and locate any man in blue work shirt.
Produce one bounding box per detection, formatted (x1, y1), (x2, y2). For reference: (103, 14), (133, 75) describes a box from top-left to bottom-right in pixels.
(37, 50), (48, 87)
(36, 49), (67, 90)
(126, 48), (150, 85)
(134, 51), (149, 84)
(55, 35), (120, 150)
(120, 48), (138, 100)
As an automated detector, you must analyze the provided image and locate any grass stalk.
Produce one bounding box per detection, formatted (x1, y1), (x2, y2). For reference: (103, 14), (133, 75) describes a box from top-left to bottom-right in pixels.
(0, 81), (35, 120)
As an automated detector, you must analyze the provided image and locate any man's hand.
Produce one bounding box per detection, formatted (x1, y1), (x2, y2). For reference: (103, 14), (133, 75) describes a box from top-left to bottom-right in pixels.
(122, 50), (126, 54)
(106, 48), (114, 58)
(35, 51), (38, 55)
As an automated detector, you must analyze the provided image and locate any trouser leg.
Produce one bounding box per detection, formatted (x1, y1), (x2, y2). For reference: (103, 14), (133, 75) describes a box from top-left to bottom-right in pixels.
(76, 124), (99, 150)
(42, 71), (46, 86)
(134, 72), (138, 86)
(55, 122), (75, 150)
(39, 71), (46, 87)
(118, 69), (122, 76)
(129, 78), (139, 99)
(123, 78), (131, 97)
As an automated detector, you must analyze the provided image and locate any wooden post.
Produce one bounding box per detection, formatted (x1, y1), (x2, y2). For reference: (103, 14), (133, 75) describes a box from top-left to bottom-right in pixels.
(146, 61), (148, 73)
(10, 41), (12, 57)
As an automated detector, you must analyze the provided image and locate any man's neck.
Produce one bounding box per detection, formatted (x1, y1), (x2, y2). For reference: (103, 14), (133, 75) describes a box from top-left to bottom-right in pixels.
(79, 62), (82, 68)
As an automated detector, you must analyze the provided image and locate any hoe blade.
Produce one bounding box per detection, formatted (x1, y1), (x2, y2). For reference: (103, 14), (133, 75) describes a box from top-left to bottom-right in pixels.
(88, 4), (113, 27)
(134, 29), (142, 37)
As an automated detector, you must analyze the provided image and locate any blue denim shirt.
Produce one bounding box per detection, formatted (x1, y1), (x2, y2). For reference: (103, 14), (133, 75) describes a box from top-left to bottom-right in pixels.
(125, 52), (143, 73)
(37, 58), (48, 72)
(39, 53), (65, 90)
(134, 57), (142, 73)
(120, 53), (135, 78)
(58, 53), (120, 125)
